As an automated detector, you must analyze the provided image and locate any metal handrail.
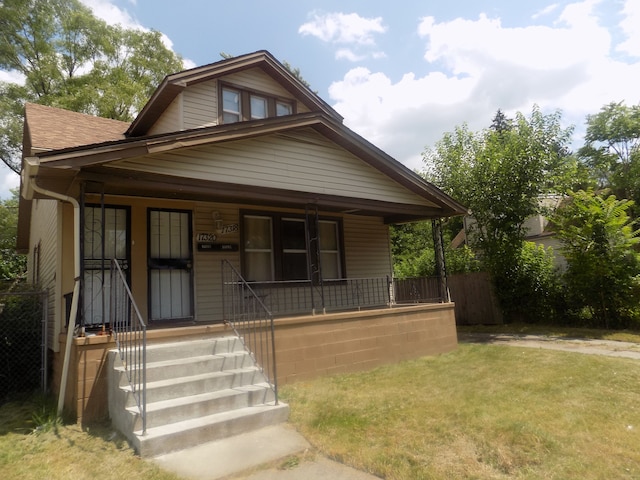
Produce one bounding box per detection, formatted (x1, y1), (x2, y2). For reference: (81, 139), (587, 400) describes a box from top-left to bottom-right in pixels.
(221, 260), (278, 404)
(110, 259), (147, 434)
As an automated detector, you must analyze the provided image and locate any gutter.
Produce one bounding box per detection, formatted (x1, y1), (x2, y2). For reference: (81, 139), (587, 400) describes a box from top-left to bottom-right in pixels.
(22, 157), (81, 417)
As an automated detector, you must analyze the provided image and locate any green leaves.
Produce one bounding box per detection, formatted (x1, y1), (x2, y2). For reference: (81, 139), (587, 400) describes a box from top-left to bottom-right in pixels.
(554, 189), (640, 328)
(0, 0), (184, 172)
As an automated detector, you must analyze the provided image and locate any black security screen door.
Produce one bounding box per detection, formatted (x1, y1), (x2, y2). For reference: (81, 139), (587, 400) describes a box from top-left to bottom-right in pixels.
(148, 209), (194, 322)
(83, 205), (130, 326)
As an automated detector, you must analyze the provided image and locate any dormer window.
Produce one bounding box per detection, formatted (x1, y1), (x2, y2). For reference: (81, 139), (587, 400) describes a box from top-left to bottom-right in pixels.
(250, 95), (267, 120)
(220, 83), (294, 124)
(276, 101), (292, 116)
(222, 88), (241, 123)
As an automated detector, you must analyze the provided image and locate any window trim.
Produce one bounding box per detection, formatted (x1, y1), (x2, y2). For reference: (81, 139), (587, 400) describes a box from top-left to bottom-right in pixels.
(219, 81), (295, 124)
(240, 210), (345, 282)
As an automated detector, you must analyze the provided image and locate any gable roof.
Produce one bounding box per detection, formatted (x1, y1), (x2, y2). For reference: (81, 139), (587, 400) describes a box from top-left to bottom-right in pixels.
(126, 50), (342, 137)
(24, 103), (129, 152)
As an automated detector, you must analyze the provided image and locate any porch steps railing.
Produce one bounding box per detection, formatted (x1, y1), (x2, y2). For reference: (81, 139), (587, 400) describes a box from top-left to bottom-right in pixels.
(108, 335), (289, 457)
(110, 259), (147, 434)
(221, 260), (278, 404)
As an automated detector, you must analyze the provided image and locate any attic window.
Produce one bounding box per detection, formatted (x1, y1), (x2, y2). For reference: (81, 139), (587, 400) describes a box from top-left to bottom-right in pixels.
(220, 83), (294, 124)
(222, 88), (241, 123)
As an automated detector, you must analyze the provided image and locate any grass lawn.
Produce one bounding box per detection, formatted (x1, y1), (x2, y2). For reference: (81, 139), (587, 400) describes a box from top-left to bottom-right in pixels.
(2, 327), (639, 479)
(281, 343), (640, 479)
(0, 396), (181, 480)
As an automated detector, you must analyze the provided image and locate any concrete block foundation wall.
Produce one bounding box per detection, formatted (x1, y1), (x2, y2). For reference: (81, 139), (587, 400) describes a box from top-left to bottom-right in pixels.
(274, 303), (458, 384)
(53, 303), (457, 424)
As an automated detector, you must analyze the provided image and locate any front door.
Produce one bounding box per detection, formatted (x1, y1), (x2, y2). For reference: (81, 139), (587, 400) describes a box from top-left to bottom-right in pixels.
(148, 209), (194, 322)
(83, 205), (130, 326)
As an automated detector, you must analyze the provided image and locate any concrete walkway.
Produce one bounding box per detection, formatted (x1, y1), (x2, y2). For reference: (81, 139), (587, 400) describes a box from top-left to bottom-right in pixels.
(151, 423), (380, 480)
(458, 332), (640, 360)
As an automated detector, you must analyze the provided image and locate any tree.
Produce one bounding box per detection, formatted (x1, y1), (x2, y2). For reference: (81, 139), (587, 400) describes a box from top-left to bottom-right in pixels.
(578, 102), (640, 212)
(423, 106), (576, 320)
(0, 0), (184, 173)
(0, 189), (26, 283)
(553, 189), (640, 329)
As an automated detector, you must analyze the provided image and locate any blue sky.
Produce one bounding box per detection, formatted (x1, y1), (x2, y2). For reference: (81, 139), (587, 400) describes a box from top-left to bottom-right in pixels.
(2, 0), (639, 198)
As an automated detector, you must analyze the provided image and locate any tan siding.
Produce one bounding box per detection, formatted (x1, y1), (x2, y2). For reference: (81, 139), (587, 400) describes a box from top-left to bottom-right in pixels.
(183, 81), (218, 130)
(193, 202), (240, 322)
(343, 215), (392, 278)
(28, 199), (60, 351)
(114, 129), (437, 207)
(148, 94), (183, 135)
(223, 68), (310, 113)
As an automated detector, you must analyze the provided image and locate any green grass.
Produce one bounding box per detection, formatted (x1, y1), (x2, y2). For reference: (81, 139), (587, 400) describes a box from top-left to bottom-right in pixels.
(281, 344), (640, 479)
(0, 395), (181, 480)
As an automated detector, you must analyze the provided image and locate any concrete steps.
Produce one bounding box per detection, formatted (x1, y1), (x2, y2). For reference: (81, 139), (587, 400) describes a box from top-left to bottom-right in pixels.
(108, 335), (288, 457)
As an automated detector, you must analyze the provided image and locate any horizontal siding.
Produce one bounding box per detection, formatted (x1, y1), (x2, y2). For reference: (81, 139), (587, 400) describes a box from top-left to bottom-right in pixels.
(183, 81), (218, 130)
(114, 129), (436, 207)
(148, 94), (182, 135)
(193, 202), (240, 322)
(29, 199), (59, 351)
(223, 68), (310, 113)
(343, 215), (392, 278)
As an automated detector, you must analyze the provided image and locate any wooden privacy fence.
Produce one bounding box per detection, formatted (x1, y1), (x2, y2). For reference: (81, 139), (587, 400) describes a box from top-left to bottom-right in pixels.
(448, 272), (503, 325)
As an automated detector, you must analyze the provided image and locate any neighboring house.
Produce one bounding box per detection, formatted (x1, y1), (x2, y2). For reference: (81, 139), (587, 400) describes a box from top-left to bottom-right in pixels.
(18, 51), (466, 455)
(451, 196), (566, 270)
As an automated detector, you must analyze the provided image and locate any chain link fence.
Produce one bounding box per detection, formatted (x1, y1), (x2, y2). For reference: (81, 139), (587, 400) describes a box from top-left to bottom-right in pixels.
(0, 290), (48, 400)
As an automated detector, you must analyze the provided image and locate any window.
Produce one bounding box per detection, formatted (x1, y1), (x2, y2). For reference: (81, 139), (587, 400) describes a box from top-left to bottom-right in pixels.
(222, 88), (241, 123)
(250, 95), (267, 119)
(242, 212), (343, 282)
(220, 83), (294, 124)
(276, 101), (292, 116)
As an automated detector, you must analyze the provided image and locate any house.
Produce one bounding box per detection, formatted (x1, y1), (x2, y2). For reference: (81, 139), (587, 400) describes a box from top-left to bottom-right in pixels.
(18, 50), (467, 455)
(451, 195), (566, 270)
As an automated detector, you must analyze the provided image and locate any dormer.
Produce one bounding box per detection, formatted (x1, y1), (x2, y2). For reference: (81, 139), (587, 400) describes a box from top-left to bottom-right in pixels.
(126, 50), (342, 138)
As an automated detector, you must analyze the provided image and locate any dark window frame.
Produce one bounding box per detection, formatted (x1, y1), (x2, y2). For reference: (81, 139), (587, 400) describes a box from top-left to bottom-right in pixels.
(240, 210), (345, 282)
(219, 81), (295, 124)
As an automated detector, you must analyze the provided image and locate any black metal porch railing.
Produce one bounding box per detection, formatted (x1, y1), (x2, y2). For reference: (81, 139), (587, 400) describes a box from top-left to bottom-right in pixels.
(239, 276), (392, 317)
(110, 259), (147, 434)
(221, 260), (278, 404)
(392, 276), (446, 304)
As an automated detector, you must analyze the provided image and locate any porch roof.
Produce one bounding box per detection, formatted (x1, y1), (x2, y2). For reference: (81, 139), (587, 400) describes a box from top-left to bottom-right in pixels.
(23, 111), (468, 220)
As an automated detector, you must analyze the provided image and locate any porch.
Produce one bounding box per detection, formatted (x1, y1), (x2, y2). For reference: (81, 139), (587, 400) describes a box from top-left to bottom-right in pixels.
(55, 300), (457, 427)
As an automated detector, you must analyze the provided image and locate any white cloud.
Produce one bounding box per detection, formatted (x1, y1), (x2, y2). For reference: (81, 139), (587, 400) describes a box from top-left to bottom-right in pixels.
(80, 0), (140, 29)
(0, 166), (19, 200)
(329, 0), (640, 173)
(532, 3), (559, 19)
(299, 12), (387, 45)
(0, 70), (25, 84)
(617, 0), (640, 57)
(335, 49), (365, 62)
(79, 0), (186, 61)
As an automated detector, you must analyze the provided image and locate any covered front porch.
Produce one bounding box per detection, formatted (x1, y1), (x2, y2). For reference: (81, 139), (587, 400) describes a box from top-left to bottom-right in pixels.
(56, 300), (457, 426)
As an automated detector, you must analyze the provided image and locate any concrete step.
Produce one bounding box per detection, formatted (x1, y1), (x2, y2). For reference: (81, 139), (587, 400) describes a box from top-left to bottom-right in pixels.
(134, 402), (290, 457)
(114, 351), (254, 386)
(121, 367), (266, 407)
(130, 383), (276, 430)
(144, 336), (245, 363)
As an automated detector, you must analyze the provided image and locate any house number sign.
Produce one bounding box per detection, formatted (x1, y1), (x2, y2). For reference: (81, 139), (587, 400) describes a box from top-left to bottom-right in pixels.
(196, 232), (238, 252)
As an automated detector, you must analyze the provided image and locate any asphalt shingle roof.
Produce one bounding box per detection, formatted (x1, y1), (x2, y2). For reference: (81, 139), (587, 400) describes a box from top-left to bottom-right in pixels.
(25, 103), (130, 152)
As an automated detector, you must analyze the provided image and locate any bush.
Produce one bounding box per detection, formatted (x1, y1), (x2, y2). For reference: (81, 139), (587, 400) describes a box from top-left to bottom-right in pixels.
(492, 241), (564, 323)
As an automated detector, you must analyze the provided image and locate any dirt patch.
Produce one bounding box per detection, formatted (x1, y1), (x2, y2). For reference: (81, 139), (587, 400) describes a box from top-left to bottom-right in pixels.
(458, 332), (640, 360)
